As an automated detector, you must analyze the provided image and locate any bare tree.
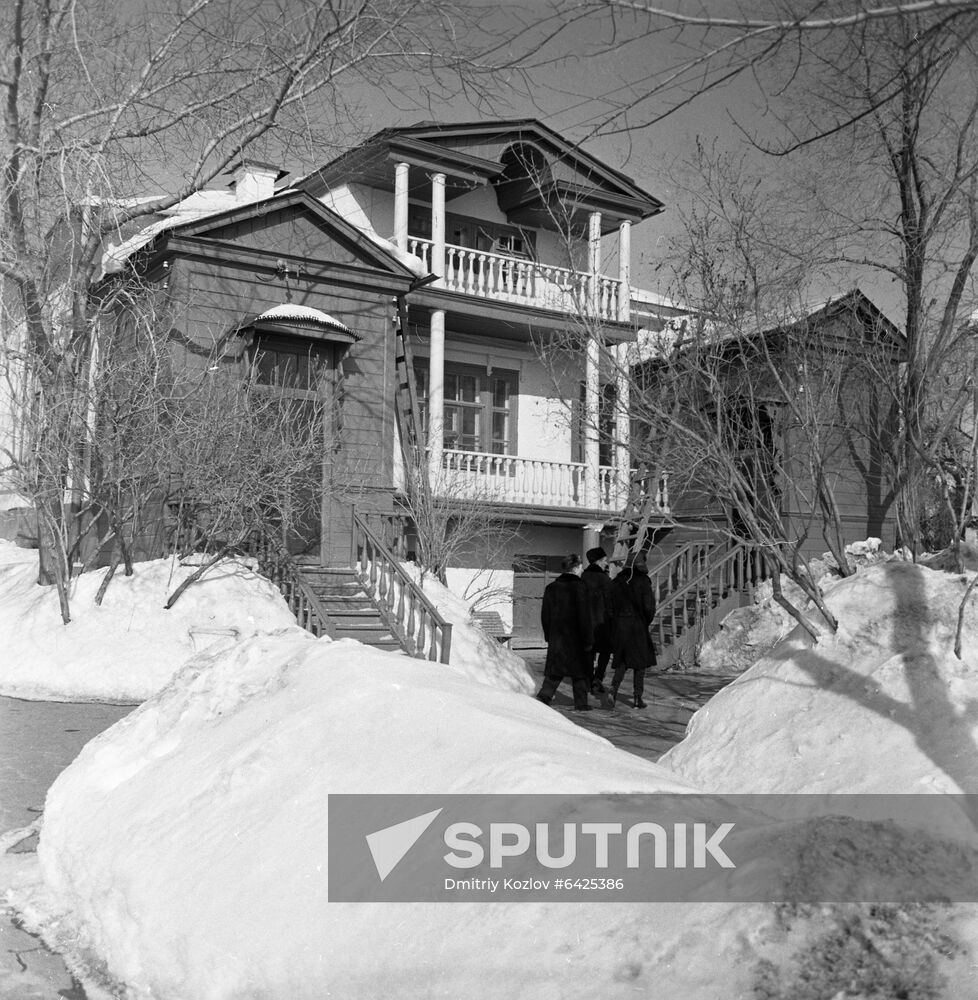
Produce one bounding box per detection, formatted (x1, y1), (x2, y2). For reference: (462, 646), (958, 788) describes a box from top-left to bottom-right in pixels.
(559, 1), (978, 138)
(0, 0), (536, 599)
(399, 450), (523, 603)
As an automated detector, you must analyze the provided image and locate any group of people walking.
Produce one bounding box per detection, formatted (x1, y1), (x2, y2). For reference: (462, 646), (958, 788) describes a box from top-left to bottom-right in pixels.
(536, 546), (657, 712)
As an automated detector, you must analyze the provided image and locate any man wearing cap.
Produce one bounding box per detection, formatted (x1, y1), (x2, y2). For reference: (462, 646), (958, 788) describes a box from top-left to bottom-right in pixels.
(581, 546), (614, 695)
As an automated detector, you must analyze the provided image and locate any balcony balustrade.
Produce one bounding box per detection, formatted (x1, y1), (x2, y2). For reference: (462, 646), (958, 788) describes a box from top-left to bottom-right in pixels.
(431, 449), (669, 514)
(408, 238), (625, 322)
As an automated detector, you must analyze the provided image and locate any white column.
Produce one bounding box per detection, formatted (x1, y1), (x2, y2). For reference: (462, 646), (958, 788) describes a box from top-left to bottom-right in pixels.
(428, 309), (446, 484)
(584, 210), (603, 508)
(588, 210), (602, 320)
(584, 332), (600, 509)
(394, 161), (409, 252)
(614, 343), (631, 508)
(618, 220), (631, 323)
(431, 172), (446, 287)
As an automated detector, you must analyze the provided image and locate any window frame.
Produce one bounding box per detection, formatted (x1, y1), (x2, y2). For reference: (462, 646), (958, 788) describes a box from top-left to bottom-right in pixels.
(246, 332), (338, 401)
(413, 359), (519, 456)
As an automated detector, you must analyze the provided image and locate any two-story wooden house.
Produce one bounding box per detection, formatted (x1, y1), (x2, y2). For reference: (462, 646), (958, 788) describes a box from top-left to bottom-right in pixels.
(108, 120), (683, 641)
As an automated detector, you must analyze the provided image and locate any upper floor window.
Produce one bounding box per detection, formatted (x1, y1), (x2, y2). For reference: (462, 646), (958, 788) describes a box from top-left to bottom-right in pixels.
(409, 205), (536, 259)
(414, 361), (517, 455)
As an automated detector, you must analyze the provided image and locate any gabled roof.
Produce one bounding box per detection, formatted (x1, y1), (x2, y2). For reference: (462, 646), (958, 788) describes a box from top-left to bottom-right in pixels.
(298, 118), (663, 229)
(629, 288), (906, 365)
(760, 289), (905, 354)
(103, 189), (425, 282)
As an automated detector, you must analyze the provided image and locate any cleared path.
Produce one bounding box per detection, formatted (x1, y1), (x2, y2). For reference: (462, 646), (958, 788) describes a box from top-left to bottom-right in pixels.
(519, 649), (731, 762)
(0, 696), (133, 1000)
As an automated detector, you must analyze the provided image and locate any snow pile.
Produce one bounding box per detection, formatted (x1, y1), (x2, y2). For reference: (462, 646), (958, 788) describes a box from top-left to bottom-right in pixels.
(699, 541), (892, 675)
(12, 563), (978, 998)
(665, 561), (978, 794)
(697, 582), (798, 674)
(0, 545), (299, 701)
(17, 634), (793, 1000)
(401, 562), (534, 694)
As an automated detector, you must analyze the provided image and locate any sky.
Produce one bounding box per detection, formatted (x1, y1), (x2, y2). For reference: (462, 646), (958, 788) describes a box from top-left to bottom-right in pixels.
(320, 0), (779, 296)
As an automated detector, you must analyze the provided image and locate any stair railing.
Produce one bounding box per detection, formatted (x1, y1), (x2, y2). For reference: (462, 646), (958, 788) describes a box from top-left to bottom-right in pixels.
(351, 510), (454, 664)
(651, 540), (771, 655)
(242, 533), (336, 639)
(646, 540), (716, 605)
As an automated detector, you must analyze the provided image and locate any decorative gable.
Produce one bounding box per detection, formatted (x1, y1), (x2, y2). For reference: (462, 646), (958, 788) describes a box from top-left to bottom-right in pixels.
(155, 190), (422, 289)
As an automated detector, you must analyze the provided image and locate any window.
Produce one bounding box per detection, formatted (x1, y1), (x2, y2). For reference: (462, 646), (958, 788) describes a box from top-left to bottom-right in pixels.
(414, 361), (517, 455)
(573, 382), (618, 467)
(408, 205), (536, 258)
(248, 334), (335, 395)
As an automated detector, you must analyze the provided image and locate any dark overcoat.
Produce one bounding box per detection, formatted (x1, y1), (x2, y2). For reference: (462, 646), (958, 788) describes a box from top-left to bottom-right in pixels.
(610, 566), (657, 669)
(541, 573), (592, 678)
(581, 562), (614, 652)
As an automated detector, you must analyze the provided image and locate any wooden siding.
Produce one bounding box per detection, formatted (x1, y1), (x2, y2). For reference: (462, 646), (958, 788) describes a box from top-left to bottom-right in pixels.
(202, 206), (362, 266)
(132, 190), (411, 563)
(168, 257), (397, 492)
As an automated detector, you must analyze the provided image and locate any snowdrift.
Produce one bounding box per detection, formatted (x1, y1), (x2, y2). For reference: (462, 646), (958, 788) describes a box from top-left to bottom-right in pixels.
(24, 633), (800, 1000)
(664, 561), (978, 794)
(0, 544), (299, 702)
(405, 563), (535, 694)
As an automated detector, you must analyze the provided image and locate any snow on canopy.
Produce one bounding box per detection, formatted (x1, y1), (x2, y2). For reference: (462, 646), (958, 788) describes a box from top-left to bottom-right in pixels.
(254, 303), (353, 333)
(662, 561), (978, 795)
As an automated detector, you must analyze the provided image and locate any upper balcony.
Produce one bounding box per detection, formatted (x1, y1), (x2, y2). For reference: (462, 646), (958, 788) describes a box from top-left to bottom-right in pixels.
(407, 238), (627, 323)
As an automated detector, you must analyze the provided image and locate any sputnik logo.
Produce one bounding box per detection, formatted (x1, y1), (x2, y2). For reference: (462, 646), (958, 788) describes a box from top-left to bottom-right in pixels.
(365, 808), (443, 881)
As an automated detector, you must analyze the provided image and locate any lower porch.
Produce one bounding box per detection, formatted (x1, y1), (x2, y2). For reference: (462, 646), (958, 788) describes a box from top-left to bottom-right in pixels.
(431, 449), (670, 514)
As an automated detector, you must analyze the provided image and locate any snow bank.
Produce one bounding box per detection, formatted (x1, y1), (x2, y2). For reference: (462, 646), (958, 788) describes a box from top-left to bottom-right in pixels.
(0, 545), (298, 701)
(664, 561), (978, 794)
(698, 542), (889, 675)
(402, 562), (535, 695)
(23, 632), (798, 1000)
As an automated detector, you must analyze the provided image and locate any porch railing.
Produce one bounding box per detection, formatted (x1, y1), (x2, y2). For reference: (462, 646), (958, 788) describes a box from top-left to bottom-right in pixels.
(351, 509), (453, 664)
(408, 238), (625, 322)
(243, 534), (336, 639)
(435, 449), (669, 513)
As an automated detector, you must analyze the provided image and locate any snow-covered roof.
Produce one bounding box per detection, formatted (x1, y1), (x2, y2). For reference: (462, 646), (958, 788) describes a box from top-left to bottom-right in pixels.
(99, 187), (258, 278)
(100, 186), (428, 282)
(255, 304), (353, 335)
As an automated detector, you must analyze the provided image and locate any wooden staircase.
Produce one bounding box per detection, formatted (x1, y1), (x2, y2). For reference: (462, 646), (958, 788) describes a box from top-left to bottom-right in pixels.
(297, 565), (405, 653)
(604, 462), (772, 669)
(646, 538), (771, 670)
(247, 510), (453, 663)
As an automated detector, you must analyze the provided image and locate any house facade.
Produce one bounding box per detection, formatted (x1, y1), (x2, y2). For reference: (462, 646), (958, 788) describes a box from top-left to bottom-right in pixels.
(1, 118), (900, 653)
(108, 120), (683, 636)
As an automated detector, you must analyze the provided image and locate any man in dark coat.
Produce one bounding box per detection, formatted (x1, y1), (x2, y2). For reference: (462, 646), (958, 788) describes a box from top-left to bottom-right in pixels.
(580, 546), (614, 694)
(609, 551), (656, 709)
(536, 553), (593, 711)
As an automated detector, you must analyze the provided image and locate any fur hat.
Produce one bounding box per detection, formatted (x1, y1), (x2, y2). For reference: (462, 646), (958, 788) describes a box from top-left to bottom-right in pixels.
(586, 546), (608, 564)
